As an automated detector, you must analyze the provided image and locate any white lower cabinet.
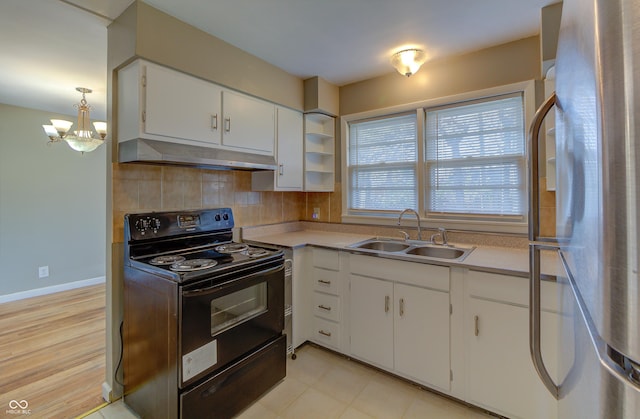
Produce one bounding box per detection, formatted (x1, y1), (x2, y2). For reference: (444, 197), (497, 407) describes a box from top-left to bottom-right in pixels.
(465, 270), (559, 419)
(394, 282), (450, 390)
(308, 248), (347, 352)
(349, 275), (394, 369)
(349, 255), (451, 392)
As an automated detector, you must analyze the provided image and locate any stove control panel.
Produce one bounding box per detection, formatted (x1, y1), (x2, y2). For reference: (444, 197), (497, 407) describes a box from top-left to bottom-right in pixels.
(134, 216), (161, 236)
(126, 208), (235, 241)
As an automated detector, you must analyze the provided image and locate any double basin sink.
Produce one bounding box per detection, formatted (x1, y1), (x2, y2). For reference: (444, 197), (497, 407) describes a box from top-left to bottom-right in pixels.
(347, 238), (474, 263)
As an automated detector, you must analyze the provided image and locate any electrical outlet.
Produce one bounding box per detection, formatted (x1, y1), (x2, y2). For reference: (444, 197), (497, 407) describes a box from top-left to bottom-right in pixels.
(38, 266), (49, 278)
(312, 207), (320, 220)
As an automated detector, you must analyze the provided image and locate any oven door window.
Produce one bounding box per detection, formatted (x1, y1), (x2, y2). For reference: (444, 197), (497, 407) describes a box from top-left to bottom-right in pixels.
(211, 282), (267, 336)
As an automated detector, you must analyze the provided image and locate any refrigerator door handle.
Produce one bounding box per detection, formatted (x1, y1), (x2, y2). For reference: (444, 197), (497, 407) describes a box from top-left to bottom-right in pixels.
(528, 92), (556, 243)
(528, 92), (560, 399)
(529, 243), (560, 399)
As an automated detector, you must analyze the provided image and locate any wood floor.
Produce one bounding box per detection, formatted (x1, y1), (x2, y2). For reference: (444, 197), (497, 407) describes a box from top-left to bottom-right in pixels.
(0, 284), (106, 418)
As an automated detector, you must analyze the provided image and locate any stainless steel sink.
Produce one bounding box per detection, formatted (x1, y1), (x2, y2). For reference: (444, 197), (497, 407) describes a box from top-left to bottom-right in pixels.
(405, 246), (465, 259)
(355, 240), (411, 252)
(348, 238), (474, 262)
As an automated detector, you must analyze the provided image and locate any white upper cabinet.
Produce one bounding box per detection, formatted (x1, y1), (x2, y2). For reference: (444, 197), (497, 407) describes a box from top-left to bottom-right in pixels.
(221, 90), (274, 155)
(144, 63), (222, 145)
(252, 106), (303, 191)
(118, 59), (275, 156)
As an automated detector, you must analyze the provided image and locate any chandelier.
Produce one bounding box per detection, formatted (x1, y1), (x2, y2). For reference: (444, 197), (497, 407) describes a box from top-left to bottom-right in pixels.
(42, 87), (107, 153)
(391, 49), (427, 77)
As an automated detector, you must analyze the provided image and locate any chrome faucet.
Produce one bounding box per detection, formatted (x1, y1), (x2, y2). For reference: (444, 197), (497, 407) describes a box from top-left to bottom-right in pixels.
(397, 209), (422, 240)
(430, 227), (449, 246)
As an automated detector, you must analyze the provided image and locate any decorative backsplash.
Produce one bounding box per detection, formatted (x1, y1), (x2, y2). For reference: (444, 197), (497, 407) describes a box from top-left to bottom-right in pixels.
(112, 164), (555, 243)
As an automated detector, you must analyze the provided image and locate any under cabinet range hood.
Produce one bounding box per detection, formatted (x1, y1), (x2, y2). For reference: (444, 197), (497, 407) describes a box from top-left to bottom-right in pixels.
(118, 139), (277, 171)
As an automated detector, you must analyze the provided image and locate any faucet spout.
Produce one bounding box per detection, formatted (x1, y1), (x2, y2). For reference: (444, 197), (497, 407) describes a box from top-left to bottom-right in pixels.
(397, 209), (422, 241)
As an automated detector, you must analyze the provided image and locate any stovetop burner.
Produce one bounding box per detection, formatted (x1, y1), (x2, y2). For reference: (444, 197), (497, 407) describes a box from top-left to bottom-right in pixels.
(150, 255), (187, 266)
(215, 243), (249, 253)
(170, 258), (218, 272)
(245, 248), (269, 258)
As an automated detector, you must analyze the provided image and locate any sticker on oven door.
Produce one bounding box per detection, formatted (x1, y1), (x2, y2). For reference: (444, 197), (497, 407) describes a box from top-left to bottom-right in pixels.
(182, 339), (217, 382)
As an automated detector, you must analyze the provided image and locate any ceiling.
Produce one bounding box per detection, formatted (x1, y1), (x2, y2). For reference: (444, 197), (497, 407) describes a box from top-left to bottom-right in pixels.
(0, 0), (557, 121)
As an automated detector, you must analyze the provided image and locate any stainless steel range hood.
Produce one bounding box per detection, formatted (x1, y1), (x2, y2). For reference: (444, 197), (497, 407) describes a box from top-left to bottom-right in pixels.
(118, 139), (277, 171)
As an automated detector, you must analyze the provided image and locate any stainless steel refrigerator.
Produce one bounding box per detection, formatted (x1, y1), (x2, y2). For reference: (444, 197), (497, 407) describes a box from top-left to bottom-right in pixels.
(528, 0), (640, 418)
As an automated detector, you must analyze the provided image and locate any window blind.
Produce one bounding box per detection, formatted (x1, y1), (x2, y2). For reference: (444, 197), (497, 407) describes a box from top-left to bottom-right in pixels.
(425, 94), (525, 218)
(348, 114), (417, 212)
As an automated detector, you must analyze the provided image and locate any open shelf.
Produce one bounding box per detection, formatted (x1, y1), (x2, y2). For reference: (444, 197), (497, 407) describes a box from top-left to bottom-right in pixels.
(304, 113), (335, 192)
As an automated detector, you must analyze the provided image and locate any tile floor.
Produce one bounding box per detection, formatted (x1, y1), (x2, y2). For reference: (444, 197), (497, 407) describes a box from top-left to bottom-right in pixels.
(86, 344), (496, 419)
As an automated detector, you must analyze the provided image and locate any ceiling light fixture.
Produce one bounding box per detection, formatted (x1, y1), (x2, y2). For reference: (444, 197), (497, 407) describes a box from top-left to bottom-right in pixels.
(391, 49), (427, 77)
(42, 87), (106, 153)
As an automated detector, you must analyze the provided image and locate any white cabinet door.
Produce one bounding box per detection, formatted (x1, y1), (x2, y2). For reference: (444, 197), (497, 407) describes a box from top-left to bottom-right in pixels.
(394, 283), (450, 392)
(275, 107), (303, 190)
(144, 63), (221, 145)
(466, 297), (558, 419)
(350, 275), (394, 370)
(221, 90), (274, 154)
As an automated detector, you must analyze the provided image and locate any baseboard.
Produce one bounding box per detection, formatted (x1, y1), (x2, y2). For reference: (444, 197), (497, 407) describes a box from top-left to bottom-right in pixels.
(0, 276), (106, 304)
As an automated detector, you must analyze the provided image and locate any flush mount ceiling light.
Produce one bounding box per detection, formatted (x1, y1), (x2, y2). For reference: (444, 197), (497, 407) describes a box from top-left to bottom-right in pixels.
(42, 87), (107, 153)
(391, 49), (427, 77)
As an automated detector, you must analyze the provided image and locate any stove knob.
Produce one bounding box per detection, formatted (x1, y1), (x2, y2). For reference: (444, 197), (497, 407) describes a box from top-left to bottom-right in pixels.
(214, 214), (221, 222)
(222, 213), (229, 221)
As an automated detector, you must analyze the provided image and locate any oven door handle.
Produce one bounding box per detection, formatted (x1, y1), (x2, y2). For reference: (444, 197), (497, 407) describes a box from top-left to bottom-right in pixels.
(182, 264), (284, 298)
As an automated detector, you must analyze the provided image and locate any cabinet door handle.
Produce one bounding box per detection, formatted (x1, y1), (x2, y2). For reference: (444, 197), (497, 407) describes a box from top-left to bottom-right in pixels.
(225, 117), (231, 132)
(385, 295), (390, 313)
(211, 114), (218, 130)
(318, 304), (331, 311)
(474, 315), (480, 336)
(318, 330), (331, 337)
(318, 279), (331, 285)
(399, 298), (405, 317)
(279, 164), (284, 176)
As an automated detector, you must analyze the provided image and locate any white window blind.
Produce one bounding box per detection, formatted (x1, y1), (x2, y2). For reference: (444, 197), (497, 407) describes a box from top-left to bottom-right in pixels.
(425, 94), (525, 219)
(348, 114), (417, 213)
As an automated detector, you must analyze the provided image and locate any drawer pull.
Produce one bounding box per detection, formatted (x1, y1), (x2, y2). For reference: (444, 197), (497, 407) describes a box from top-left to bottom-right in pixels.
(385, 295), (390, 313)
(318, 304), (332, 311)
(318, 330), (332, 337)
(474, 315), (480, 336)
(399, 298), (405, 317)
(211, 113), (218, 130)
(318, 279), (331, 285)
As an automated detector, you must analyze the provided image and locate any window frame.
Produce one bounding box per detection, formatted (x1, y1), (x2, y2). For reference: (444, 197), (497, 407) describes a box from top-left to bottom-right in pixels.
(341, 80), (536, 234)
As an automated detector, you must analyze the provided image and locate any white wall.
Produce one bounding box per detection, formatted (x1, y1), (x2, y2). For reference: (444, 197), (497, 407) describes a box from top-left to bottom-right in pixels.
(0, 103), (106, 297)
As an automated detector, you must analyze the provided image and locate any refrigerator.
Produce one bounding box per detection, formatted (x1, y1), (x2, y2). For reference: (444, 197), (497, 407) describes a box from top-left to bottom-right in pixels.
(528, 0), (640, 418)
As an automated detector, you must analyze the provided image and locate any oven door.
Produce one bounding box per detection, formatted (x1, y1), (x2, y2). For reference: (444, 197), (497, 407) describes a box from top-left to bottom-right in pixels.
(179, 261), (284, 388)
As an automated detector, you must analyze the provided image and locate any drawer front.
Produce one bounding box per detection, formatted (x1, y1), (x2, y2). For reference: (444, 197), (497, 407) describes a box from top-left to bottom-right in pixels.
(313, 317), (340, 349)
(313, 267), (339, 295)
(349, 254), (449, 292)
(312, 292), (340, 322)
(313, 248), (339, 271)
(467, 270), (559, 312)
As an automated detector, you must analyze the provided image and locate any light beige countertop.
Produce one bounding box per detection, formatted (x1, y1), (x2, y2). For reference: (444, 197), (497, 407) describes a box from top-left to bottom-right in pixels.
(241, 222), (563, 278)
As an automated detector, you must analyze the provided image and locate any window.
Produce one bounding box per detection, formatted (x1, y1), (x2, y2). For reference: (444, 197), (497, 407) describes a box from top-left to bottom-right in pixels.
(343, 81), (532, 232)
(425, 93), (526, 221)
(348, 113), (417, 214)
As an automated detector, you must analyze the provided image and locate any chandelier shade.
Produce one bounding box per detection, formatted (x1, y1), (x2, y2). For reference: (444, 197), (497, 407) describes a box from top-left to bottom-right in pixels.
(42, 87), (106, 153)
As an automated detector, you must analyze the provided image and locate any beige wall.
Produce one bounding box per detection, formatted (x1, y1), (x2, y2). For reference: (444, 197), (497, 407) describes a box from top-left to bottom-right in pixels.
(112, 1), (304, 111)
(340, 36), (541, 116)
(0, 104), (106, 296)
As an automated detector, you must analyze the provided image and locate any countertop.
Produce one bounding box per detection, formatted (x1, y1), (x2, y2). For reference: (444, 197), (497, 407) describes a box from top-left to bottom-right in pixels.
(242, 227), (563, 278)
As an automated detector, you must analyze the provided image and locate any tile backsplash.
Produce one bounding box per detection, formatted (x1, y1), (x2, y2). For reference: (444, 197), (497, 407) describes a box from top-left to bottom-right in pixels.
(112, 164), (307, 242)
(112, 163), (555, 242)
